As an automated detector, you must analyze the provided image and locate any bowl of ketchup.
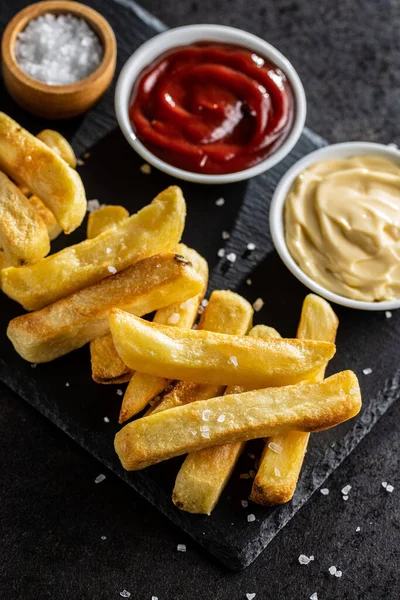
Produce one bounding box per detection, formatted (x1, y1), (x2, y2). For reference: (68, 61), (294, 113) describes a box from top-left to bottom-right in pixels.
(115, 25), (306, 184)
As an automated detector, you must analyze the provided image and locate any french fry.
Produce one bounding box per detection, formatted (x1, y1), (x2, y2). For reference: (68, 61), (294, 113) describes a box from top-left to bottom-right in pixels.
(148, 290), (253, 418)
(36, 129), (77, 168)
(119, 243), (208, 417)
(114, 370), (361, 471)
(7, 253), (203, 363)
(109, 310), (335, 388)
(1, 186), (186, 310)
(87, 205), (132, 383)
(250, 294), (339, 505)
(0, 112), (86, 233)
(0, 171), (50, 267)
(173, 324), (281, 515)
(28, 195), (63, 241)
(87, 205), (129, 239)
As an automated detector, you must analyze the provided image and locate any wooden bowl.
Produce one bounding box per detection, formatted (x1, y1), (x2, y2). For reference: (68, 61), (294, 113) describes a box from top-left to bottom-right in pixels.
(1, 1), (117, 119)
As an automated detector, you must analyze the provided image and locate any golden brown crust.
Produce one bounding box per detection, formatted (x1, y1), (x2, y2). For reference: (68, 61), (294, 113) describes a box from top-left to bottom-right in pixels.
(1, 186), (187, 310)
(7, 253), (203, 363)
(86, 205), (129, 239)
(36, 130), (77, 168)
(90, 334), (133, 384)
(0, 112), (86, 233)
(114, 371), (361, 471)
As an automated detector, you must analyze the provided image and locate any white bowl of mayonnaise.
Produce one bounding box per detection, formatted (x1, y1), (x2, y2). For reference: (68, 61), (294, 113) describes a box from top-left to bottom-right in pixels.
(270, 141), (400, 310)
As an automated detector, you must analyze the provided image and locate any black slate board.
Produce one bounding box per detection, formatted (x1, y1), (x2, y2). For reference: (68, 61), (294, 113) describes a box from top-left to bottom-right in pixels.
(1, 0), (400, 571)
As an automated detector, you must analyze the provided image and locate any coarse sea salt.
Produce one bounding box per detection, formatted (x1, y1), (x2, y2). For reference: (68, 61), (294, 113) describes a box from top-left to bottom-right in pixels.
(87, 199), (102, 212)
(107, 266), (117, 274)
(241, 500), (248, 508)
(310, 594), (318, 600)
(247, 514), (256, 522)
(215, 197), (225, 206)
(167, 312), (180, 325)
(217, 248), (225, 258)
(386, 311), (392, 319)
(363, 367), (372, 375)
(95, 474), (106, 484)
(120, 591), (131, 598)
(268, 442), (282, 454)
(228, 356), (238, 367)
(177, 544), (186, 552)
(222, 231), (230, 240)
(253, 298), (264, 312)
(298, 554), (314, 565)
(320, 488), (329, 495)
(226, 252), (237, 263)
(15, 13), (103, 86)
(341, 485), (352, 495)
(247, 242), (256, 251)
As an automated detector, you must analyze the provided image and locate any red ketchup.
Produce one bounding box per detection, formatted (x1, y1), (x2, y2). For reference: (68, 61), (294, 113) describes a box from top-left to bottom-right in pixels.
(129, 43), (295, 175)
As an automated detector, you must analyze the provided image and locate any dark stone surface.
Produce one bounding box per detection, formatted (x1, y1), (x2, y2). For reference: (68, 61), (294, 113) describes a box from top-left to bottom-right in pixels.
(1, 0), (400, 597)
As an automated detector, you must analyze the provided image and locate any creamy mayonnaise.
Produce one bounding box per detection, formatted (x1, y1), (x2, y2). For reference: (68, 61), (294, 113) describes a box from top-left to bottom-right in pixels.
(285, 155), (400, 302)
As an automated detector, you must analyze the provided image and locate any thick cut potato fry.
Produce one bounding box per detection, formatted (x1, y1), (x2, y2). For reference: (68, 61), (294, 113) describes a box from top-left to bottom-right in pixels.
(0, 171), (50, 266)
(87, 205), (131, 383)
(114, 371), (361, 471)
(36, 129), (77, 168)
(7, 253), (203, 363)
(0, 113), (86, 233)
(250, 294), (339, 505)
(119, 243), (208, 417)
(1, 186), (186, 310)
(28, 195), (62, 241)
(109, 310), (335, 388)
(148, 290), (253, 418)
(173, 324), (281, 514)
(87, 205), (129, 239)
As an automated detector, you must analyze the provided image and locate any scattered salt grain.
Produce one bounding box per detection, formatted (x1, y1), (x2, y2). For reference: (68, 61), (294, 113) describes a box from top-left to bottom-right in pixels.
(226, 252), (237, 263)
(247, 242), (256, 251)
(103, 416), (110, 423)
(106, 247), (112, 255)
(95, 474), (106, 484)
(201, 299), (209, 307)
(15, 13), (103, 85)
(240, 473), (250, 479)
(217, 414), (226, 423)
(310, 594), (318, 600)
(356, 526), (361, 532)
(31, 363), (37, 369)
(228, 356), (239, 367)
(241, 500), (248, 508)
(200, 425), (210, 439)
(202, 409), (211, 421)
(65, 382), (70, 387)
(341, 485), (352, 495)
(253, 298), (264, 312)
(87, 199), (101, 212)
(268, 442), (282, 454)
(198, 305), (205, 315)
(167, 312), (181, 325)
(140, 163), (151, 175)
(177, 544), (186, 552)
(120, 591), (131, 598)
(335, 570), (343, 578)
(246, 279), (252, 285)
(320, 488), (329, 495)
(363, 367), (372, 375)
(116, 389), (123, 396)
(247, 514), (256, 522)
(274, 467), (281, 477)
(107, 266), (117, 274)
(382, 481), (394, 492)
(343, 495), (349, 501)
(328, 566), (337, 575)
(180, 298), (193, 310)
(222, 231), (230, 240)
(350, 388), (358, 394)
(298, 554), (314, 565)
(215, 197), (225, 206)
(101, 535), (107, 540)
(386, 311), (392, 319)
(217, 248), (225, 258)
(152, 597), (158, 600)
(246, 594), (256, 600)
(76, 158), (85, 166)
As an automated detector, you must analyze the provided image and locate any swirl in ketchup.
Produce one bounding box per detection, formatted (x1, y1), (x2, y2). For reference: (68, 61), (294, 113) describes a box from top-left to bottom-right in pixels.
(129, 42), (295, 175)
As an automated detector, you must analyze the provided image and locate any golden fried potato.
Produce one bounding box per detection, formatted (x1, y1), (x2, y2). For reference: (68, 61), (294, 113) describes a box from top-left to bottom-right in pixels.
(86, 205), (131, 383)
(109, 310), (335, 388)
(0, 113), (86, 233)
(90, 334), (133, 384)
(36, 129), (77, 168)
(7, 253), (203, 363)
(0, 171), (50, 267)
(114, 371), (361, 471)
(87, 205), (129, 239)
(1, 186), (186, 310)
(28, 195), (63, 241)
(147, 290), (253, 418)
(173, 324), (281, 515)
(119, 243), (208, 418)
(250, 294), (339, 506)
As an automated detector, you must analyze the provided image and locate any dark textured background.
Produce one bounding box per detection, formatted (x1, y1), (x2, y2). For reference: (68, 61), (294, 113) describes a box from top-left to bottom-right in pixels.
(1, 0), (400, 598)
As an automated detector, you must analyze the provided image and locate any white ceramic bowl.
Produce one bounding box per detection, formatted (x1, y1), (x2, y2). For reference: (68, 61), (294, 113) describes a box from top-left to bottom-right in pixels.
(269, 141), (400, 311)
(115, 24), (306, 184)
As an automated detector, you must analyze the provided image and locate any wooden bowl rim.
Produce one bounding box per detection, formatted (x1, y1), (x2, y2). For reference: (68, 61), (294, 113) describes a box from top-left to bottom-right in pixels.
(1, 0), (117, 96)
